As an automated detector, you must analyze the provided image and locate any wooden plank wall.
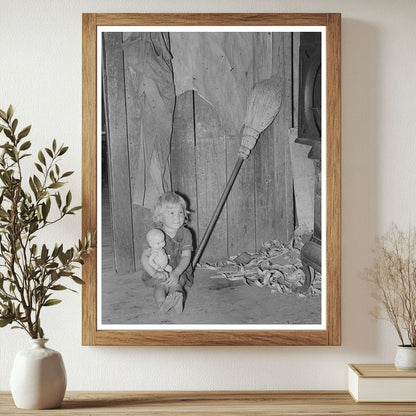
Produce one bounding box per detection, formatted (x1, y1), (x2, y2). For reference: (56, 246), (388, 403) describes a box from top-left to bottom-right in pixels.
(122, 33), (153, 269)
(171, 33), (295, 263)
(102, 33), (135, 274)
(252, 33), (275, 249)
(170, 91), (198, 248)
(104, 32), (297, 270)
(272, 32), (294, 242)
(194, 94), (228, 260)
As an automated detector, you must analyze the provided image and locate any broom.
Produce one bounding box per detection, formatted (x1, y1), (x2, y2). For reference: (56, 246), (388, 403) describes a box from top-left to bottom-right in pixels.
(192, 74), (283, 269)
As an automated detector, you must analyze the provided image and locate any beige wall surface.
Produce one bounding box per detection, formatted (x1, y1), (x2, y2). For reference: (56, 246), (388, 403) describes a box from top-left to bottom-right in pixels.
(1, 0), (416, 390)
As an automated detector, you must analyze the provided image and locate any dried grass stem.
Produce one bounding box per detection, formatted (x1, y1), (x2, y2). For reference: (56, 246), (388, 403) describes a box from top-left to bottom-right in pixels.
(363, 224), (416, 347)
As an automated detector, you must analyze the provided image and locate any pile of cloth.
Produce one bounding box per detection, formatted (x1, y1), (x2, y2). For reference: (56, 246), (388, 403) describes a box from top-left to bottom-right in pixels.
(198, 236), (321, 297)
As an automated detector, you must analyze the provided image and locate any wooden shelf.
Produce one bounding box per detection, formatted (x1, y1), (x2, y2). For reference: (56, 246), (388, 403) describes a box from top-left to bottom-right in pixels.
(1, 391), (416, 415)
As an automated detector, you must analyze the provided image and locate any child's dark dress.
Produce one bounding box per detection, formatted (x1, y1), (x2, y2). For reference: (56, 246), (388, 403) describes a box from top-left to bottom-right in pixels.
(141, 225), (194, 288)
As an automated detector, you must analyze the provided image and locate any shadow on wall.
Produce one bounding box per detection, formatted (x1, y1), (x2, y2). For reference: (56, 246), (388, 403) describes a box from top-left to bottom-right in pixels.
(341, 19), (381, 356)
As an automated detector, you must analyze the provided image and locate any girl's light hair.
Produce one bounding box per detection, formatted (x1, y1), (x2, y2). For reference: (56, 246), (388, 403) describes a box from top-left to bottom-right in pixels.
(152, 192), (190, 225)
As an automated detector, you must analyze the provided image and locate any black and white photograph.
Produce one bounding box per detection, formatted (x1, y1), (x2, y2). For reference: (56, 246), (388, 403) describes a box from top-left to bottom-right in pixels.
(98, 27), (325, 330)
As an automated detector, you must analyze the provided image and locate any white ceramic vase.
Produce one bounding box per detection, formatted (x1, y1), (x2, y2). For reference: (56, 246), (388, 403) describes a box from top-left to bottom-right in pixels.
(394, 345), (416, 371)
(10, 338), (67, 409)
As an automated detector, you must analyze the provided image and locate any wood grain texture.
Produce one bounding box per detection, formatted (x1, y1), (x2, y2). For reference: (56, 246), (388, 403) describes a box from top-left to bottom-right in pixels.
(325, 13), (342, 346)
(82, 13), (341, 346)
(1, 391), (416, 415)
(350, 364), (416, 378)
(194, 94), (227, 262)
(171, 91), (198, 240)
(253, 33), (275, 249)
(123, 37), (149, 267)
(225, 34), (255, 256)
(82, 13), (98, 346)
(272, 32), (295, 243)
(95, 13), (330, 26)
(86, 329), (329, 346)
(226, 134), (256, 256)
(102, 32), (135, 274)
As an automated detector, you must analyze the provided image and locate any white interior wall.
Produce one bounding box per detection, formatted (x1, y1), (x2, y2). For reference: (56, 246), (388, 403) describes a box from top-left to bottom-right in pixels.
(1, 0), (416, 390)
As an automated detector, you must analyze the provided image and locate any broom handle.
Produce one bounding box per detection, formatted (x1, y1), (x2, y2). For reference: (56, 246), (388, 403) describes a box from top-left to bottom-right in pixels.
(192, 156), (244, 269)
(191, 76), (281, 269)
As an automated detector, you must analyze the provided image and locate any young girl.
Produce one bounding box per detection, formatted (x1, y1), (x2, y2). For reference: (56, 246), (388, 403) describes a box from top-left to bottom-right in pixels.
(140, 192), (193, 313)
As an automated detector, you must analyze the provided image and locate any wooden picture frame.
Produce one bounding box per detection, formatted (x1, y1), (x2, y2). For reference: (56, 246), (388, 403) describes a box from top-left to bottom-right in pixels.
(82, 13), (341, 346)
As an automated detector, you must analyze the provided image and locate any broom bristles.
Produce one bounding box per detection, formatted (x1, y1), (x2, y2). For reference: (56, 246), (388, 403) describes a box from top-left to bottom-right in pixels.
(244, 75), (282, 132)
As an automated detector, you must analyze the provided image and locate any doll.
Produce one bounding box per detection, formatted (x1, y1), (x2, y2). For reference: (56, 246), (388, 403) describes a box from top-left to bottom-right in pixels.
(146, 228), (172, 273)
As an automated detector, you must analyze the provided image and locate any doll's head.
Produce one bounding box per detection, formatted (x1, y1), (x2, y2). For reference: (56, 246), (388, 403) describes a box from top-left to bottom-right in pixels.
(146, 228), (166, 250)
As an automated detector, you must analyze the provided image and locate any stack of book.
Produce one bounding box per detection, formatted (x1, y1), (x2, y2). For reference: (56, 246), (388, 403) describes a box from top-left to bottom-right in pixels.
(348, 364), (416, 402)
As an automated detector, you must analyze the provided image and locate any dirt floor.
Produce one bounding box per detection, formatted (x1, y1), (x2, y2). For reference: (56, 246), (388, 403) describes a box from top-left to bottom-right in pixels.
(101, 181), (321, 326)
(101, 266), (321, 326)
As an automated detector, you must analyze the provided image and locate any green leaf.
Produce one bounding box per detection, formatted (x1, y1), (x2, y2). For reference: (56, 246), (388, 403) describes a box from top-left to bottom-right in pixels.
(31, 244), (38, 256)
(11, 118), (18, 133)
(51, 244), (59, 258)
(0, 292), (12, 302)
(52, 139), (57, 152)
(69, 206), (82, 214)
(34, 163), (43, 173)
(58, 146), (68, 156)
(33, 175), (43, 192)
(0, 317), (13, 327)
(50, 285), (68, 291)
(38, 150), (46, 165)
(61, 171), (74, 178)
(58, 250), (67, 264)
(38, 325), (44, 339)
(19, 140), (31, 151)
(29, 177), (38, 197)
(43, 299), (62, 307)
(45, 148), (53, 158)
(4, 128), (12, 140)
(65, 191), (72, 207)
(41, 202), (50, 220)
(48, 182), (64, 189)
(55, 193), (62, 208)
(17, 125), (31, 140)
(19, 153), (30, 160)
(0, 109), (7, 121)
(41, 244), (48, 262)
(6, 105), (14, 121)
(71, 276), (85, 285)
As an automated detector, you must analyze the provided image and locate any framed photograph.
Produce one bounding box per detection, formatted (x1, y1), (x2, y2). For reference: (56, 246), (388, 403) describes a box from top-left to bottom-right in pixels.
(82, 13), (341, 346)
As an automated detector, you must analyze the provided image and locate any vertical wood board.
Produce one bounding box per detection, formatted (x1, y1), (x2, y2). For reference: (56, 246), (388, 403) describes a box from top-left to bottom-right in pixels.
(102, 33), (135, 274)
(225, 33), (256, 257)
(122, 38), (147, 267)
(226, 133), (256, 256)
(82, 13), (98, 345)
(123, 37), (145, 206)
(171, 91), (199, 246)
(272, 32), (294, 243)
(252, 33), (275, 249)
(194, 94), (227, 262)
(132, 204), (153, 269)
(326, 13), (342, 346)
